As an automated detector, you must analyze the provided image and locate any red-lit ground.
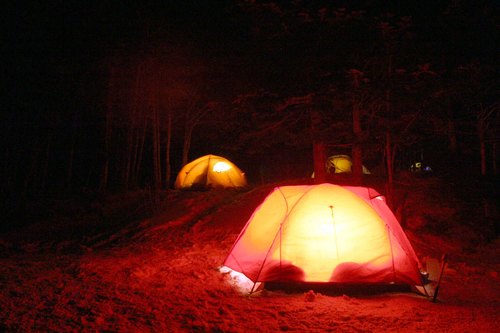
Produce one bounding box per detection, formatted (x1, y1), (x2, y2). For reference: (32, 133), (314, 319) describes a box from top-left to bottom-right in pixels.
(1, 178), (498, 332)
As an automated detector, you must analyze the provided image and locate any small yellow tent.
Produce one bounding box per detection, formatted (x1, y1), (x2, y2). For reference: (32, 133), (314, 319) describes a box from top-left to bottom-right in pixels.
(327, 155), (371, 174)
(175, 155), (247, 189)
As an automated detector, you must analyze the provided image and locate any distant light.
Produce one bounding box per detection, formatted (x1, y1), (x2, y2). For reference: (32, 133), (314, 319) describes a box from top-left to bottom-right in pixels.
(213, 161), (231, 173)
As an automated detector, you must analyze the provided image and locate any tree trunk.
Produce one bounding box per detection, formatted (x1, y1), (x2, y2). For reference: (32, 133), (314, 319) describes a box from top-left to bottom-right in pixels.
(67, 136), (75, 190)
(100, 65), (115, 192)
(384, 59), (394, 206)
(24, 141), (42, 193)
(129, 63), (145, 189)
(446, 95), (458, 154)
(123, 127), (132, 191)
(151, 88), (161, 190)
(40, 134), (51, 192)
(182, 121), (194, 167)
(313, 142), (326, 184)
(181, 100), (213, 168)
(493, 143), (498, 176)
(124, 93), (138, 191)
(1, 117), (12, 191)
(385, 131), (394, 208)
(100, 160), (109, 192)
(129, 128), (139, 188)
(351, 101), (363, 185)
(134, 116), (147, 185)
(310, 107), (326, 183)
(149, 78), (162, 209)
(348, 69), (364, 185)
(477, 116), (487, 176)
(67, 111), (78, 190)
(165, 110), (172, 189)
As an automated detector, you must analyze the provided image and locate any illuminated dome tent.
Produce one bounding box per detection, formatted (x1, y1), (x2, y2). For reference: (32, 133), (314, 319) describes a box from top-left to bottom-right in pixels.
(223, 183), (424, 292)
(175, 155), (247, 189)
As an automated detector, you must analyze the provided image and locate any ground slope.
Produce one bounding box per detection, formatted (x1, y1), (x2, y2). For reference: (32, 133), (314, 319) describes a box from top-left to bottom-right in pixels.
(1, 182), (499, 332)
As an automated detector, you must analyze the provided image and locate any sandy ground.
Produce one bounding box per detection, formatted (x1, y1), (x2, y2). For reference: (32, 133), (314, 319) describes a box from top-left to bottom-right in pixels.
(1, 183), (499, 332)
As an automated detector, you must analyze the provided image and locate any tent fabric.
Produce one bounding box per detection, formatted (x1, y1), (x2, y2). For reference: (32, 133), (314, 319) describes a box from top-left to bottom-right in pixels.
(327, 155), (371, 174)
(224, 183), (423, 287)
(175, 155), (247, 189)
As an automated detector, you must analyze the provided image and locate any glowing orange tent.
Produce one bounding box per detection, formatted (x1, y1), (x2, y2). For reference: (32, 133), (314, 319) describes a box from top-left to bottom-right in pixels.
(175, 155), (247, 189)
(224, 183), (424, 291)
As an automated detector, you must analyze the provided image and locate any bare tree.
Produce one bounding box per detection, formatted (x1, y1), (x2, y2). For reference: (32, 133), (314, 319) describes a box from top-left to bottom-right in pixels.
(347, 69), (365, 185)
(455, 62), (499, 176)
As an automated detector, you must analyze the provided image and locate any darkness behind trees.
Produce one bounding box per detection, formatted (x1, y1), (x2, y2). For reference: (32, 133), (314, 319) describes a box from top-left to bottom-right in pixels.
(2, 1), (499, 228)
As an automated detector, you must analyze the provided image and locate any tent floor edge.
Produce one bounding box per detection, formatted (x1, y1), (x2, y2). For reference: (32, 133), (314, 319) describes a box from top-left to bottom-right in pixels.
(264, 281), (414, 296)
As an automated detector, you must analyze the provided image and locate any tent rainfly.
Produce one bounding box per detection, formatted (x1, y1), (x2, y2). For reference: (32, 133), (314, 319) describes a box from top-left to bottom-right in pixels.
(223, 183), (425, 292)
(175, 155), (247, 189)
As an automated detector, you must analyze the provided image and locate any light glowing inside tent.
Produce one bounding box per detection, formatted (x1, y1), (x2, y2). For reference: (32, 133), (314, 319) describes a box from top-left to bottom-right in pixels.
(224, 184), (424, 287)
(213, 161), (231, 173)
(271, 198), (390, 282)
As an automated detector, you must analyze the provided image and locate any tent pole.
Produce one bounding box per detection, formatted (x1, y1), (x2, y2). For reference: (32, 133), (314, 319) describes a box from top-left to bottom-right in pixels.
(386, 224), (397, 282)
(313, 142), (327, 184)
(249, 222), (284, 293)
(329, 205), (339, 259)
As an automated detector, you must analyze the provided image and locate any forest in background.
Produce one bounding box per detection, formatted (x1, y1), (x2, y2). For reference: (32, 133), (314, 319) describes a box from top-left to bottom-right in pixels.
(2, 1), (498, 222)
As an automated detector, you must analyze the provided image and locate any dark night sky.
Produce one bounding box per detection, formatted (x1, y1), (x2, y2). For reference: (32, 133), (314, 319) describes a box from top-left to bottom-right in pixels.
(4, 1), (246, 111)
(5, 0), (498, 83)
(5, 0), (498, 94)
(3, 0), (497, 119)
(2, 0), (498, 193)
(5, 1), (238, 61)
